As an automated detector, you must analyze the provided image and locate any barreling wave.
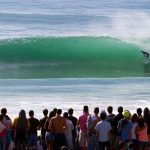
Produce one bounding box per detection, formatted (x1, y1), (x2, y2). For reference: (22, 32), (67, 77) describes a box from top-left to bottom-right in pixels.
(0, 36), (146, 78)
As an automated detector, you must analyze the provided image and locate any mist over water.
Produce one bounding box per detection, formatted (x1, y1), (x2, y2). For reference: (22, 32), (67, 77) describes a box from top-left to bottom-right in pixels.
(0, 0), (150, 39)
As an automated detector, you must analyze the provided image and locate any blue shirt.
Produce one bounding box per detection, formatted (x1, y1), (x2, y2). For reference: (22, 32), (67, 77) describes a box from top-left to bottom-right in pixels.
(96, 120), (111, 142)
(119, 119), (133, 141)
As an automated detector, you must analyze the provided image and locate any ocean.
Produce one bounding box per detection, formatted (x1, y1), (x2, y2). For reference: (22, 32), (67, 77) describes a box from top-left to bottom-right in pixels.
(0, 0), (150, 118)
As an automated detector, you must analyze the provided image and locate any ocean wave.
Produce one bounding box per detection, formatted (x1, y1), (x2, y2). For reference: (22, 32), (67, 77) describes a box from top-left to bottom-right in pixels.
(0, 36), (146, 78)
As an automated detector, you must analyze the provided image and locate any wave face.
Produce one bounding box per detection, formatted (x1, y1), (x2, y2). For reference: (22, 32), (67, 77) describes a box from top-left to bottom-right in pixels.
(0, 37), (144, 78)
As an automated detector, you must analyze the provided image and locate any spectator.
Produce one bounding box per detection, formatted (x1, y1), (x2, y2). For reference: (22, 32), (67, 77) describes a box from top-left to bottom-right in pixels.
(45, 111), (55, 150)
(96, 110), (111, 150)
(63, 112), (74, 150)
(28, 110), (40, 149)
(137, 108), (142, 118)
(68, 108), (78, 148)
(0, 114), (6, 150)
(40, 109), (48, 150)
(13, 109), (30, 150)
(49, 109), (66, 150)
(78, 106), (89, 150)
(131, 113), (138, 149)
(143, 107), (150, 143)
(136, 117), (148, 150)
(117, 110), (132, 150)
(87, 107), (100, 150)
(1, 108), (12, 149)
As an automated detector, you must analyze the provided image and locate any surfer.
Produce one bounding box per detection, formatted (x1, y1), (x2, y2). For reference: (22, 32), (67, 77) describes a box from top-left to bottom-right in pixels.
(141, 50), (149, 58)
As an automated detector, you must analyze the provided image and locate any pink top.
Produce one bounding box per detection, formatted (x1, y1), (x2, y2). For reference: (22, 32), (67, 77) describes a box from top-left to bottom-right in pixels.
(138, 126), (148, 142)
(78, 113), (89, 133)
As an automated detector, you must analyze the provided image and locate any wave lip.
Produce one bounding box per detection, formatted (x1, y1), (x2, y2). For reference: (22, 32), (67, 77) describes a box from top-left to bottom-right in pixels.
(0, 36), (144, 78)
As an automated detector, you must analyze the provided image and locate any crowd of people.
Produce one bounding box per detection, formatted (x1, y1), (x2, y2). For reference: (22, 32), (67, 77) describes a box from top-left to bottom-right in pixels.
(0, 106), (150, 150)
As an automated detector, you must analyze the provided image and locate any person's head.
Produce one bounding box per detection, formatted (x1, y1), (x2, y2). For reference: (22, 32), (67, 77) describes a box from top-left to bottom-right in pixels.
(144, 107), (149, 117)
(63, 112), (68, 119)
(0, 114), (3, 121)
(123, 110), (130, 120)
(131, 113), (138, 123)
(1, 108), (7, 115)
(43, 109), (48, 117)
(68, 108), (73, 116)
(138, 117), (145, 128)
(118, 106), (123, 114)
(137, 108), (142, 116)
(49, 111), (55, 119)
(18, 109), (27, 129)
(94, 107), (99, 115)
(83, 105), (89, 113)
(57, 109), (62, 115)
(107, 106), (113, 114)
(29, 110), (34, 118)
(53, 108), (57, 116)
(19, 109), (26, 118)
(100, 110), (107, 120)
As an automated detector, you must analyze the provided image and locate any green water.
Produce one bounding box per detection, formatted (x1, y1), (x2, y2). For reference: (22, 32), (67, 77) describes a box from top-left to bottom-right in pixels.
(0, 37), (144, 78)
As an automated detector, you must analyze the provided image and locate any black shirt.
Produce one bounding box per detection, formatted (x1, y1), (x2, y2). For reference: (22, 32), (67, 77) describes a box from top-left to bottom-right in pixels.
(28, 117), (40, 135)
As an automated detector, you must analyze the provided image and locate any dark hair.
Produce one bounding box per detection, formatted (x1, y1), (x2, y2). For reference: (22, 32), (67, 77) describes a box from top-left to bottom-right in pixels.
(94, 107), (99, 114)
(57, 109), (62, 115)
(68, 108), (73, 115)
(137, 108), (142, 116)
(53, 108), (57, 113)
(63, 112), (68, 118)
(138, 117), (145, 128)
(49, 111), (55, 119)
(144, 107), (149, 116)
(100, 112), (106, 120)
(1, 108), (7, 115)
(83, 105), (89, 113)
(131, 113), (138, 123)
(0, 114), (3, 121)
(118, 106), (123, 114)
(29, 110), (34, 117)
(43, 109), (48, 117)
(17, 109), (27, 129)
(107, 106), (113, 114)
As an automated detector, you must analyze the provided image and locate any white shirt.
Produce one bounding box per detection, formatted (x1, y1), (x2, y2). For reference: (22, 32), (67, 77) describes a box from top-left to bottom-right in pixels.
(65, 119), (74, 137)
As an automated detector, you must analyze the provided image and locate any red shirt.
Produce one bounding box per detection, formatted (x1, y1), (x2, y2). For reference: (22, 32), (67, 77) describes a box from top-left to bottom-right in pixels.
(78, 113), (89, 133)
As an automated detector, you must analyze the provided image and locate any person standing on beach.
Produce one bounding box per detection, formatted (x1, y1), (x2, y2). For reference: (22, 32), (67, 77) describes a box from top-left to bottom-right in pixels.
(45, 111), (55, 150)
(106, 106), (115, 123)
(27, 110), (40, 149)
(87, 107), (100, 150)
(0, 114), (6, 150)
(117, 110), (132, 150)
(143, 107), (150, 144)
(49, 109), (66, 150)
(111, 106), (124, 149)
(40, 109), (48, 150)
(136, 117), (149, 150)
(1, 108), (12, 149)
(106, 106), (115, 148)
(68, 108), (78, 148)
(96, 110), (112, 150)
(78, 105), (89, 150)
(13, 109), (30, 150)
(137, 108), (142, 118)
(63, 112), (74, 150)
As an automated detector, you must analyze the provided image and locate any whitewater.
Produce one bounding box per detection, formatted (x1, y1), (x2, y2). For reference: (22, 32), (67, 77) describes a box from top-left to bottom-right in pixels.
(0, 0), (150, 118)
